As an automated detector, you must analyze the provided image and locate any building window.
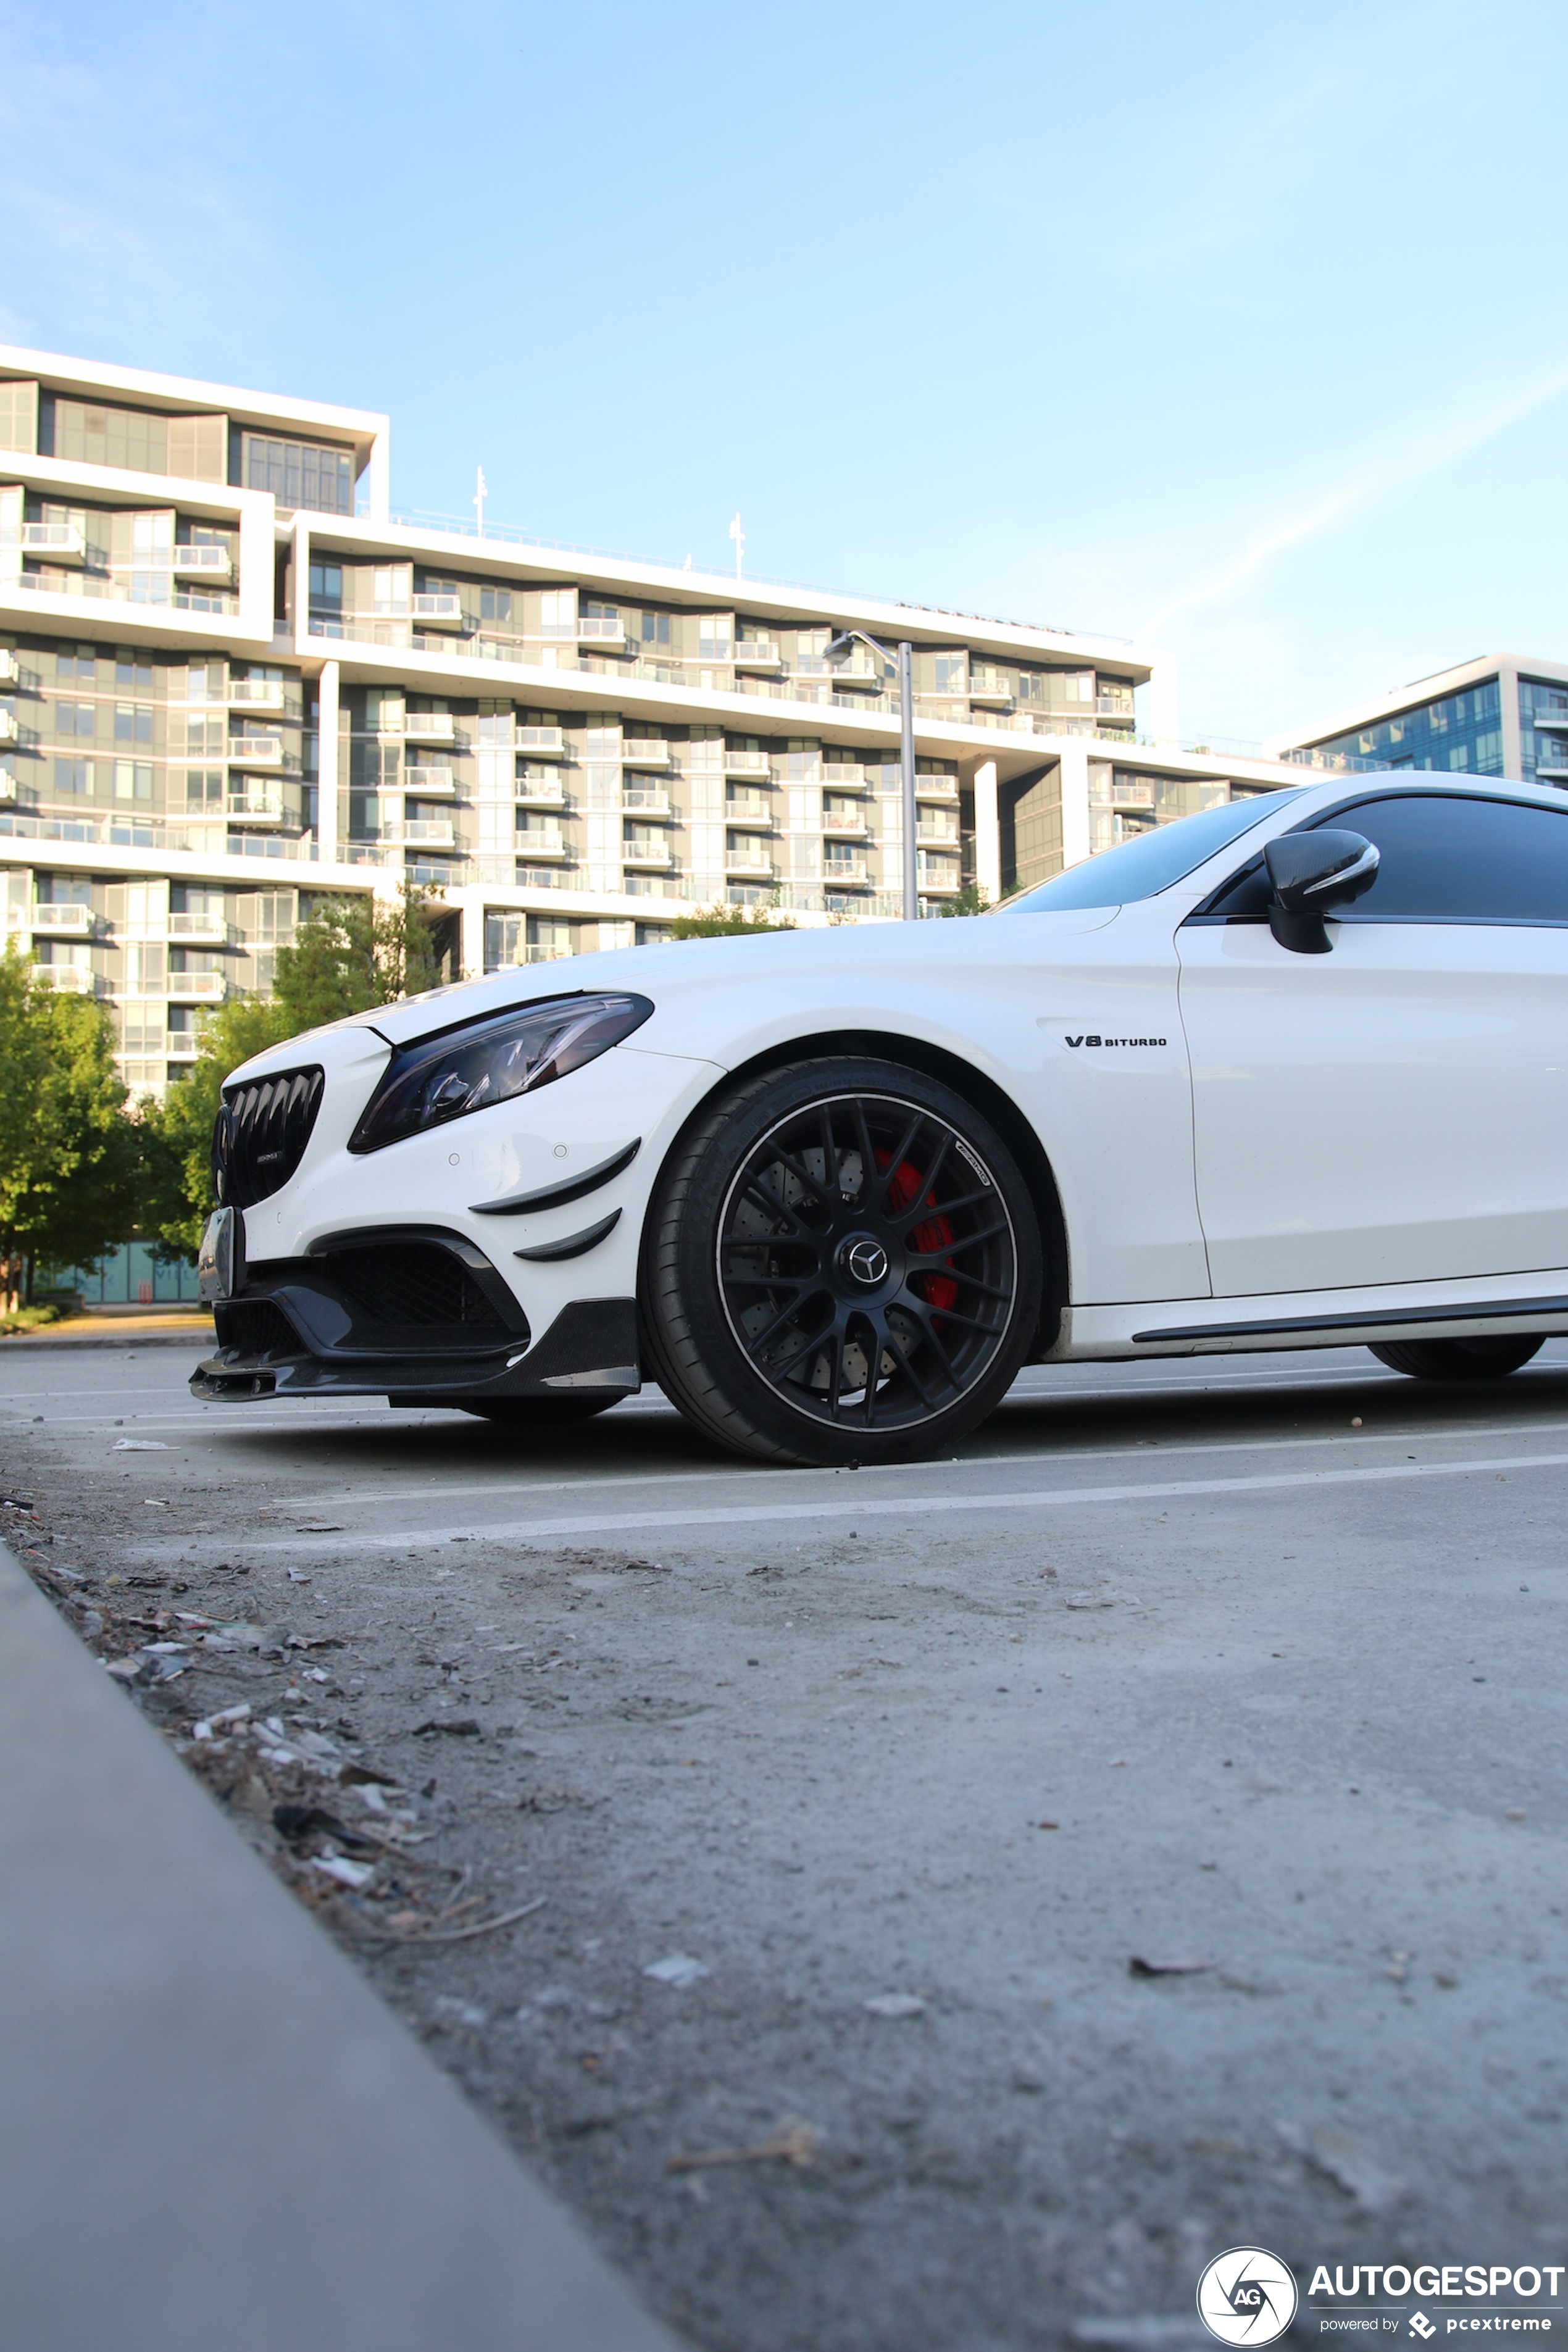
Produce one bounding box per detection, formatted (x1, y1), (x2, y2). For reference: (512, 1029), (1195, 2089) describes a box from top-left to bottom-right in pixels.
(56, 701), (96, 738)
(56, 646), (95, 681)
(54, 758), (91, 794)
(480, 586), (512, 623)
(640, 611), (671, 646)
(308, 562), (343, 617)
(241, 432), (354, 517)
(115, 653), (153, 689)
(538, 591), (575, 636)
(114, 761), (154, 801)
(115, 704), (154, 744)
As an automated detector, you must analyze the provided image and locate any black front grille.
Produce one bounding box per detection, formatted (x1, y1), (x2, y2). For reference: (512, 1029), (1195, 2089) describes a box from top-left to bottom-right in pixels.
(212, 1065), (325, 1209)
(215, 1299), (302, 1357)
(322, 1244), (508, 1332)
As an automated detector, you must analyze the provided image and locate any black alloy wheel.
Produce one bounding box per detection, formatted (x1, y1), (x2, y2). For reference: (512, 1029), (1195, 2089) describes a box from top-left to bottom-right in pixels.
(1367, 1335), (1545, 1380)
(641, 1057), (1043, 1466)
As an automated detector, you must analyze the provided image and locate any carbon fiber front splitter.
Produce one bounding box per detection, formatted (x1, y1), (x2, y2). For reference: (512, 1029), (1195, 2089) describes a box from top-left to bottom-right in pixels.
(188, 1297), (640, 1404)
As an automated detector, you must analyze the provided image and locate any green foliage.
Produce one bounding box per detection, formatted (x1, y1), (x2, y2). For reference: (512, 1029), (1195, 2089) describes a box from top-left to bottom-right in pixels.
(933, 882), (991, 917)
(0, 943), (140, 1304)
(0, 1302), (65, 1335)
(138, 884), (449, 1256)
(272, 883), (446, 1029)
(665, 901), (797, 940)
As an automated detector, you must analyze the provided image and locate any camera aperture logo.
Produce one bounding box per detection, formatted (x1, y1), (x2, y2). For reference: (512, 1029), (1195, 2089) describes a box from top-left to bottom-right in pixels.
(1199, 2249), (1300, 2347)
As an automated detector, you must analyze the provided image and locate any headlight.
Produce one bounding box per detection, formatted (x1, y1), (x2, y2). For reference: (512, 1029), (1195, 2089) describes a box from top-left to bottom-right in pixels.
(348, 991), (654, 1155)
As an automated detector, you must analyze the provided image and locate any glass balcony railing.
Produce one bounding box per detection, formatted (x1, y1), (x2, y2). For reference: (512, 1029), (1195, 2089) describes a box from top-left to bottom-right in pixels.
(173, 544), (233, 575)
(619, 740), (672, 769)
(20, 522), (86, 562)
(724, 750), (771, 778)
(30, 903), (95, 934)
(620, 788), (672, 817)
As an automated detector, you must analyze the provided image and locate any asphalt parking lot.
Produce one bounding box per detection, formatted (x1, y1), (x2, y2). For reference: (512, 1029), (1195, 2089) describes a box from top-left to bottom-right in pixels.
(6, 1340), (1566, 2351)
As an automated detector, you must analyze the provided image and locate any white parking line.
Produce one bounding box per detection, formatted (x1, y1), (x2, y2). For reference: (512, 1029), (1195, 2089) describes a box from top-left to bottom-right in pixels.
(265, 1413), (1568, 1516)
(151, 1445), (1568, 1555)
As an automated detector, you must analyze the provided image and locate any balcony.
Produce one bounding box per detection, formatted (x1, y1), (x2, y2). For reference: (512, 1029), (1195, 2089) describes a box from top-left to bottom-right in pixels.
(620, 740), (672, 770)
(32, 963), (105, 996)
(1532, 709), (1568, 733)
(1095, 694), (1136, 720)
(725, 793), (774, 828)
(967, 678), (1014, 709)
(228, 733), (285, 769)
(514, 777), (565, 809)
(224, 786), (287, 824)
(822, 811), (872, 837)
(30, 903), (94, 936)
(515, 827), (569, 859)
(820, 764), (865, 791)
(0, 711), (17, 745)
(620, 788), (672, 817)
(916, 821), (961, 847)
(724, 749), (772, 779)
(724, 851), (775, 878)
(411, 593), (465, 629)
(228, 678), (283, 711)
(167, 970), (230, 1002)
(172, 543), (233, 578)
(820, 859), (870, 886)
(20, 521), (86, 564)
(578, 617), (628, 647)
(1111, 783), (1156, 811)
(0, 649), (18, 683)
(515, 725), (566, 758)
(915, 859), (962, 894)
(732, 641), (783, 672)
(167, 912), (236, 945)
(401, 712), (457, 743)
(403, 762), (456, 795)
(622, 838), (675, 870)
(388, 819), (456, 849)
(825, 659), (885, 692)
(915, 773), (959, 801)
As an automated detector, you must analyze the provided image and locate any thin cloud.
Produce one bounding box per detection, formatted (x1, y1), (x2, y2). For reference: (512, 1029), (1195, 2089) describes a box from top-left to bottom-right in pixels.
(1145, 361), (1568, 633)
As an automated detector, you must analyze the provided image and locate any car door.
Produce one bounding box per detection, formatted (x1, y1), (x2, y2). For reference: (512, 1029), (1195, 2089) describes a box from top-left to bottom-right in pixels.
(1175, 789), (1568, 1298)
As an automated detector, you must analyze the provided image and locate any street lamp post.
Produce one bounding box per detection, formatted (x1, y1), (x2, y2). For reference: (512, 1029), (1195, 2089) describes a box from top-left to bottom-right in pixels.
(825, 628), (919, 921)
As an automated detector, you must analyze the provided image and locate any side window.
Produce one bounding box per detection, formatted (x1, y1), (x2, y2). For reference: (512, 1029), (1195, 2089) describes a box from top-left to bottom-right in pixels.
(1332, 794), (1568, 924)
(1197, 793), (1568, 925)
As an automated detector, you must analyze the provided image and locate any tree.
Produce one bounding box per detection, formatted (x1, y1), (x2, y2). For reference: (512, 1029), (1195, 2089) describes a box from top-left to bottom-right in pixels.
(271, 883), (447, 1028)
(138, 884), (451, 1257)
(665, 901), (797, 940)
(934, 882), (991, 918)
(0, 945), (141, 1306)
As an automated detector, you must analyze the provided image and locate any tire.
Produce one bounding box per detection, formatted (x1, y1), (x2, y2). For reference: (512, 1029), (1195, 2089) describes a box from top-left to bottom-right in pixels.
(1367, 1335), (1545, 1380)
(456, 1395), (620, 1425)
(640, 1056), (1044, 1466)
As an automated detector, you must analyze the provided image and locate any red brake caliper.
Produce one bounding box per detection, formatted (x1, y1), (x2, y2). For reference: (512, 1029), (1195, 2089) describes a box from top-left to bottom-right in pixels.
(882, 1156), (958, 1313)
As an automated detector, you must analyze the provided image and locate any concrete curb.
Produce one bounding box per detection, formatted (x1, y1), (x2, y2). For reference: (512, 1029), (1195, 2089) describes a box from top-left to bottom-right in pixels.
(0, 1328), (212, 1351)
(0, 1541), (683, 2352)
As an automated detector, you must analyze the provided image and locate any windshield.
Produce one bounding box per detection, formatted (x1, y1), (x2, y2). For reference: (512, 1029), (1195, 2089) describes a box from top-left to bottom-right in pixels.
(999, 791), (1306, 913)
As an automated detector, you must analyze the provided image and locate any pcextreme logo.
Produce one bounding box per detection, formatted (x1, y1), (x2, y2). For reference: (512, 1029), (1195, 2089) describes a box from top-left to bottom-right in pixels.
(1064, 1034), (1168, 1049)
(1198, 2248), (1299, 2346)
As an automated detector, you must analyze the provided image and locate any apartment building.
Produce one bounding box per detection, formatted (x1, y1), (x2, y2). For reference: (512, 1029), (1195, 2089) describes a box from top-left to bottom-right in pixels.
(1, 346), (1325, 1096)
(1267, 652), (1568, 786)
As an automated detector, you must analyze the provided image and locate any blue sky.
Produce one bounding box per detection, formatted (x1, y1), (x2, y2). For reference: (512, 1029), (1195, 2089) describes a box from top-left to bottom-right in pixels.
(1, 0), (1564, 747)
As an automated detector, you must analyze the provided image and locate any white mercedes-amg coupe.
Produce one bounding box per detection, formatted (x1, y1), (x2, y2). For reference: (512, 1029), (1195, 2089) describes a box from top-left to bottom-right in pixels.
(194, 774), (1568, 1465)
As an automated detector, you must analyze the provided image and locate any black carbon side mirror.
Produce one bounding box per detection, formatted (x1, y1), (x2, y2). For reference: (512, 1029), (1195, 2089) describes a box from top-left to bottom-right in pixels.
(1264, 828), (1380, 953)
